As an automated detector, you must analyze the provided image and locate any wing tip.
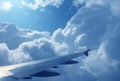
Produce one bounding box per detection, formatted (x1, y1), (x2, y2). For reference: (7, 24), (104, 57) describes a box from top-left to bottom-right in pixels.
(84, 49), (91, 56)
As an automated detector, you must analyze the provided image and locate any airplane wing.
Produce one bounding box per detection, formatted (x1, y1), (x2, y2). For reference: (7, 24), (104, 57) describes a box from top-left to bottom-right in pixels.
(0, 49), (90, 81)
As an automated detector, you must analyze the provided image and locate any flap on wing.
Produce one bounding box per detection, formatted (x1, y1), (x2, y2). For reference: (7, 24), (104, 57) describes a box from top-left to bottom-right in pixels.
(52, 66), (58, 68)
(22, 77), (32, 79)
(62, 60), (79, 65)
(31, 70), (60, 77)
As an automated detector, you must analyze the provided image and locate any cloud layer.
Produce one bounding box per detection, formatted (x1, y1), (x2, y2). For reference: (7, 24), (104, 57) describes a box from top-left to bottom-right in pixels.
(22, 0), (64, 10)
(0, 1), (120, 81)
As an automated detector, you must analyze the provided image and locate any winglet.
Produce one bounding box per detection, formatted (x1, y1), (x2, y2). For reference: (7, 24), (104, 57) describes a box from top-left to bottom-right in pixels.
(84, 49), (90, 56)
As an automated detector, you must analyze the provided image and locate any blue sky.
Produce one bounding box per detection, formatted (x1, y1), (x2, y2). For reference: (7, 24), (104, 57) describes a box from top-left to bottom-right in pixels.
(0, 0), (83, 32)
(0, 0), (120, 81)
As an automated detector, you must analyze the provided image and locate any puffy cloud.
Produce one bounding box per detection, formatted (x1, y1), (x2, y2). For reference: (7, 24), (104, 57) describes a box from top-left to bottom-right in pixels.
(0, 2), (12, 11)
(22, 0), (64, 10)
(0, 43), (31, 66)
(52, 6), (111, 53)
(73, 0), (120, 16)
(103, 22), (120, 60)
(0, 23), (50, 49)
(51, 5), (120, 81)
(0, 23), (69, 66)
(0, 43), (10, 65)
(81, 43), (120, 81)
(18, 38), (57, 60)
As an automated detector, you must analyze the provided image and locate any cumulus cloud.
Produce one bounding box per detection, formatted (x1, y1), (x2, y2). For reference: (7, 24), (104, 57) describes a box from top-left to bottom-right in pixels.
(0, 2), (12, 11)
(73, 0), (120, 16)
(0, 23), (66, 65)
(22, 0), (64, 10)
(0, 23), (50, 49)
(0, 43), (31, 66)
(81, 43), (120, 81)
(51, 5), (120, 81)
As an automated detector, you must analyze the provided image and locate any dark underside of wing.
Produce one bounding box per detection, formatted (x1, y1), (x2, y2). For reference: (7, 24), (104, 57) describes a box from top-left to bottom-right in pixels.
(22, 60), (79, 79)
(22, 70), (60, 79)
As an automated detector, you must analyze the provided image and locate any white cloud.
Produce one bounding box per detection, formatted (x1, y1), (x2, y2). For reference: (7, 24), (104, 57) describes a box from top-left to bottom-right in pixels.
(81, 43), (120, 81)
(22, 0), (64, 10)
(73, 0), (86, 7)
(0, 2), (12, 11)
(73, 0), (120, 16)
(0, 43), (31, 65)
(51, 5), (120, 81)
(74, 34), (86, 46)
(0, 23), (50, 49)
(0, 43), (10, 65)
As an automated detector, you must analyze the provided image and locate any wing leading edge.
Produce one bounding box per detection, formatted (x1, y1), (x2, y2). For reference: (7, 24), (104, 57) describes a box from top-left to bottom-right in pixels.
(0, 49), (90, 80)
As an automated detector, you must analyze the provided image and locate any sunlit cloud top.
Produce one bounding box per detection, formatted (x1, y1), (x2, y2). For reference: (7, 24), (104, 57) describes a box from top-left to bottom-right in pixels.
(22, 0), (64, 10)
